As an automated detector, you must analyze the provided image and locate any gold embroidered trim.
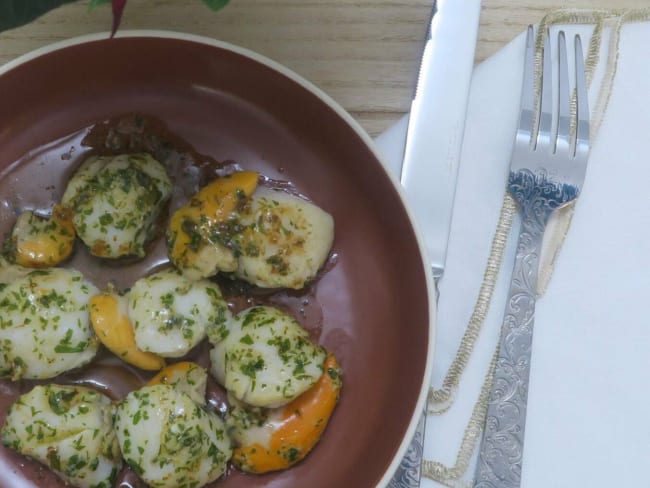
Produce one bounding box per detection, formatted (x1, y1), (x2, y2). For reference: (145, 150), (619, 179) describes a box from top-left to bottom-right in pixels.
(422, 350), (498, 488)
(427, 195), (516, 414)
(423, 7), (650, 486)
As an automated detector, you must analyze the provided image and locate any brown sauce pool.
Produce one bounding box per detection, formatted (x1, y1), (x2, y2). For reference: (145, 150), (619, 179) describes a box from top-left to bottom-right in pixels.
(0, 114), (335, 488)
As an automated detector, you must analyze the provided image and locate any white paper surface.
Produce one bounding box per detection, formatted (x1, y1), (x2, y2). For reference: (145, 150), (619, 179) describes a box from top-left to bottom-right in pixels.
(375, 20), (650, 488)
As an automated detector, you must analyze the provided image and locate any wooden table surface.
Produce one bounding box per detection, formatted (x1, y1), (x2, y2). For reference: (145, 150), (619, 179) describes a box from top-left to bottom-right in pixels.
(0, 0), (646, 137)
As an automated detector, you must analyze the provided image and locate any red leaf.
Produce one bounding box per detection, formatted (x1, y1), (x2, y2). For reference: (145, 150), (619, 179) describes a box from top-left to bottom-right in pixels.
(110, 0), (128, 38)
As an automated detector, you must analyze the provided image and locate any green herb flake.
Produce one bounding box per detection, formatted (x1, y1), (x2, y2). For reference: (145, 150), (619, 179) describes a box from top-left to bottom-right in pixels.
(54, 329), (88, 354)
(48, 388), (78, 415)
(239, 334), (254, 345)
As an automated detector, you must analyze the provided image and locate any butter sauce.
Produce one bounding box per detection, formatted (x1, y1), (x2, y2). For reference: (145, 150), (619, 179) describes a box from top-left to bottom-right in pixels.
(0, 114), (328, 488)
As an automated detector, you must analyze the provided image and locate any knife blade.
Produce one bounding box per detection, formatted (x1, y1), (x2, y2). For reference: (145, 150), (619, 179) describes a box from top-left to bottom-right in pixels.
(400, 0), (481, 279)
(389, 0), (481, 486)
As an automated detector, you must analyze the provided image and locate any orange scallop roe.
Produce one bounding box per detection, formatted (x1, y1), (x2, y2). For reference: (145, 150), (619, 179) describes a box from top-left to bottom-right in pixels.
(233, 352), (342, 473)
(14, 204), (76, 267)
(89, 293), (165, 371)
(146, 361), (208, 405)
(147, 361), (197, 386)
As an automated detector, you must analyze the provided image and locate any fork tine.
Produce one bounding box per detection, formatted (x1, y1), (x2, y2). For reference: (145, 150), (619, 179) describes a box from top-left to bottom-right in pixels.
(517, 26), (535, 145)
(536, 30), (553, 150)
(574, 34), (590, 158)
(555, 31), (570, 155)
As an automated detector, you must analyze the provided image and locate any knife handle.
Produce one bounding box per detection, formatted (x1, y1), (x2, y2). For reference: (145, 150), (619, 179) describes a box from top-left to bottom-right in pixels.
(474, 203), (552, 488)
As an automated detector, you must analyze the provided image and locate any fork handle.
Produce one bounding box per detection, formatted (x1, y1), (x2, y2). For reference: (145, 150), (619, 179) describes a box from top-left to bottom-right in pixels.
(474, 201), (552, 488)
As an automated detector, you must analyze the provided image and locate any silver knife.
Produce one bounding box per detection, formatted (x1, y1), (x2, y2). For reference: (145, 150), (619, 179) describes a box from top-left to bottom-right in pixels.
(389, 0), (481, 486)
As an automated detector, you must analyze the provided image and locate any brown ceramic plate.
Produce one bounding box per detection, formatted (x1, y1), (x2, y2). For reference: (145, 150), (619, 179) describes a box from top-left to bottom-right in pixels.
(0, 32), (434, 488)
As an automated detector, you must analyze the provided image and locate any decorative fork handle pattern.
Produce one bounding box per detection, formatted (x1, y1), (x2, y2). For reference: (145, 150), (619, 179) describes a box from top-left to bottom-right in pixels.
(389, 411), (425, 488)
(474, 169), (578, 488)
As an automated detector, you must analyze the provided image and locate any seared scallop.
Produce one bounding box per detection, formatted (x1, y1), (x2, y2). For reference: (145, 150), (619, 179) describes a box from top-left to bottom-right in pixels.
(128, 268), (230, 358)
(210, 306), (326, 408)
(0, 267), (98, 380)
(166, 172), (334, 289)
(1, 384), (122, 488)
(62, 153), (172, 259)
(114, 384), (232, 488)
(8, 205), (75, 268)
(234, 187), (334, 289)
(228, 353), (342, 473)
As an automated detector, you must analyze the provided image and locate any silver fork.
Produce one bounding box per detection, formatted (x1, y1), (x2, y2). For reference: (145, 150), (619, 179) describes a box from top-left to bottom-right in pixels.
(474, 26), (590, 488)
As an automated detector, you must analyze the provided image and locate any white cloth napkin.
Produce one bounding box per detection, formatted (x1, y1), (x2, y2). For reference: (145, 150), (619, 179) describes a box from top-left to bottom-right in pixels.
(375, 17), (650, 488)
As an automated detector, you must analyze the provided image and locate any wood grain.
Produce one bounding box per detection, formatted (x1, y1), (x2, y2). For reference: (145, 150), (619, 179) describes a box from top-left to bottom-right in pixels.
(476, 0), (647, 63)
(0, 0), (645, 136)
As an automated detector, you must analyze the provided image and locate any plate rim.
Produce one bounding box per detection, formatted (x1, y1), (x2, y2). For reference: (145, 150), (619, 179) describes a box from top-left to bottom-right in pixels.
(0, 29), (436, 487)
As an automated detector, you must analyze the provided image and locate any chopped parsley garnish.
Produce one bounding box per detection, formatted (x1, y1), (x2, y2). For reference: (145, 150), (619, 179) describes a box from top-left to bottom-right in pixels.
(48, 388), (78, 415)
(54, 329), (89, 354)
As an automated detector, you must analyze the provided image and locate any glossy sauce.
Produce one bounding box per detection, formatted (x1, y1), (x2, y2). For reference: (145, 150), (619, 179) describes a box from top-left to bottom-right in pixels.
(0, 114), (330, 488)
